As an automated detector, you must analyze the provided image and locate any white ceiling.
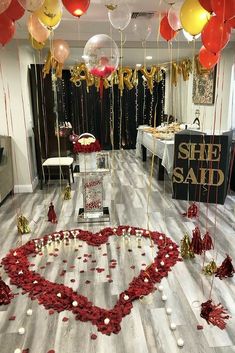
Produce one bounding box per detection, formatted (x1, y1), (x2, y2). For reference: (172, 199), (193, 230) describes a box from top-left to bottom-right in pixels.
(15, 0), (235, 66)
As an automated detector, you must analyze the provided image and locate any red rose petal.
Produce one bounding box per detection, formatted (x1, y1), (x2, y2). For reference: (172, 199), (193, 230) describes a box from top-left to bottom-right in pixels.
(49, 310), (55, 315)
(9, 316), (16, 321)
(197, 325), (203, 330)
(47, 350), (55, 353)
(62, 317), (69, 322)
(91, 334), (97, 340)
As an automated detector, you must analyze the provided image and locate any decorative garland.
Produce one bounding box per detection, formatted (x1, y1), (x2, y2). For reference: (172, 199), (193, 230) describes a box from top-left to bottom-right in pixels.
(2, 226), (180, 336)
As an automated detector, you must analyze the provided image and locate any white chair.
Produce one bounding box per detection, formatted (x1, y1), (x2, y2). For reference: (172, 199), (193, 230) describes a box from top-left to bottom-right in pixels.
(41, 157), (74, 189)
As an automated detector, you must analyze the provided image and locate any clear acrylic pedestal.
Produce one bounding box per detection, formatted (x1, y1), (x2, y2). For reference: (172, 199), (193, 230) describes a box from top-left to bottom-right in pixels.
(77, 171), (110, 223)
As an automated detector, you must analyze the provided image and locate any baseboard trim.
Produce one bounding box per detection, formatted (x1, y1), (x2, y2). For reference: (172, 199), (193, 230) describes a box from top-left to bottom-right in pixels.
(32, 176), (38, 191)
(14, 184), (33, 193)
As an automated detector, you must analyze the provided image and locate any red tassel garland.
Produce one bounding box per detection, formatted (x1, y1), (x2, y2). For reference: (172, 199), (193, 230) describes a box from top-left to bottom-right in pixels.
(191, 226), (203, 255)
(202, 231), (214, 251)
(200, 300), (230, 330)
(47, 202), (57, 224)
(215, 255), (234, 279)
(0, 277), (14, 305)
(182, 202), (198, 218)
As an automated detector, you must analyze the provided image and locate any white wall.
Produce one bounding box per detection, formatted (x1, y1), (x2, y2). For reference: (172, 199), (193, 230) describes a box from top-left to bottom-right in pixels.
(165, 48), (235, 132)
(0, 42), (37, 193)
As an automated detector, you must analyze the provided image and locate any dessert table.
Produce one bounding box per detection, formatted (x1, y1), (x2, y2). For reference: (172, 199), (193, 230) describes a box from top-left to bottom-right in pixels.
(136, 127), (175, 179)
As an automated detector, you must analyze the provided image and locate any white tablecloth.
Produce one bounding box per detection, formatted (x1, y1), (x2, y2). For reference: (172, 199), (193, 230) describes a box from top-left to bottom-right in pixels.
(136, 129), (174, 174)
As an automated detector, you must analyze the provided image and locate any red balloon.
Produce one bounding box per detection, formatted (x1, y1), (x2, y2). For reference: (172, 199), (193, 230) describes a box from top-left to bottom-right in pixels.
(211, 0), (235, 21)
(225, 16), (235, 32)
(0, 14), (15, 46)
(202, 16), (230, 54)
(4, 0), (24, 21)
(199, 46), (220, 69)
(62, 0), (90, 17)
(160, 15), (177, 41)
(199, 0), (213, 12)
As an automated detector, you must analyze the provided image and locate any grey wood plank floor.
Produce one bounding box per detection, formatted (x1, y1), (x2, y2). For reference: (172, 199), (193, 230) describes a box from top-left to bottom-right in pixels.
(0, 150), (235, 353)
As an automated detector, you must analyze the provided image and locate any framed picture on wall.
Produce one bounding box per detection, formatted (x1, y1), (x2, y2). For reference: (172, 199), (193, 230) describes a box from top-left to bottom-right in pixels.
(192, 61), (217, 105)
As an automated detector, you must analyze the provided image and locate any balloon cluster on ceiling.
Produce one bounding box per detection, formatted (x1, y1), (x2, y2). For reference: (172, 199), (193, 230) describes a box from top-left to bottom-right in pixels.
(0, 0), (90, 63)
(161, 0), (235, 69)
(0, 0), (234, 72)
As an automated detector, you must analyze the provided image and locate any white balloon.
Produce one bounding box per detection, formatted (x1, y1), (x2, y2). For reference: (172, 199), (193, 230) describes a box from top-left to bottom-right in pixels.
(83, 34), (119, 78)
(168, 2), (183, 31)
(18, 0), (45, 12)
(132, 17), (152, 42)
(108, 3), (131, 31)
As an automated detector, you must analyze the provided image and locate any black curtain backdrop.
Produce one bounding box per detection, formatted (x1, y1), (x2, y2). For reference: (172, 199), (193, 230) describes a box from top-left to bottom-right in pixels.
(29, 64), (165, 156)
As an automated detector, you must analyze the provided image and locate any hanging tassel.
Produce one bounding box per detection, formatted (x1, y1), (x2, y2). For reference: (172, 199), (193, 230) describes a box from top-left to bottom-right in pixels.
(182, 202), (198, 218)
(17, 215), (31, 235)
(215, 255), (234, 279)
(200, 300), (230, 330)
(191, 226), (203, 255)
(202, 231), (214, 251)
(47, 202), (57, 224)
(180, 233), (195, 259)
(203, 260), (217, 276)
(0, 277), (14, 305)
(63, 185), (71, 200)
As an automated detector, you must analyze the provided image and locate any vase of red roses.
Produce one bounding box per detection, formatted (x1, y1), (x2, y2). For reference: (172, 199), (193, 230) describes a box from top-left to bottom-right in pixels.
(73, 133), (101, 172)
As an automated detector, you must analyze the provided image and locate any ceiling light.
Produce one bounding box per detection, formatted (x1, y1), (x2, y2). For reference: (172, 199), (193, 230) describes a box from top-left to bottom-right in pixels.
(146, 56), (152, 60)
(136, 64), (142, 67)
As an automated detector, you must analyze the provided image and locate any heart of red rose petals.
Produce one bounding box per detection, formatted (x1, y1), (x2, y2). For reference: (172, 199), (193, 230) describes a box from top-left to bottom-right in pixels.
(2, 226), (180, 336)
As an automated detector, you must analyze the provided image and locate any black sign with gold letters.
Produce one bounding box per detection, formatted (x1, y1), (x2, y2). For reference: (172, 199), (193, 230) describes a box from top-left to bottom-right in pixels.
(172, 132), (230, 204)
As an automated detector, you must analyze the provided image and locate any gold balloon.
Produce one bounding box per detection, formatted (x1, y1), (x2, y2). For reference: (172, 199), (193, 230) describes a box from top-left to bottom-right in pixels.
(94, 77), (100, 91)
(103, 78), (111, 89)
(29, 34), (45, 50)
(118, 68), (124, 94)
(123, 67), (133, 90)
(131, 69), (138, 87)
(180, 0), (210, 36)
(35, 0), (62, 30)
(118, 67), (133, 94)
(140, 66), (157, 94)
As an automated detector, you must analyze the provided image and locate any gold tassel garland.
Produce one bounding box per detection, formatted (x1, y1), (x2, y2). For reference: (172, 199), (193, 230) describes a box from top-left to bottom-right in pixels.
(180, 233), (195, 259)
(17, 215), (31, 235)
(203, 260), (217, 276)
(63, 185), (72, 200)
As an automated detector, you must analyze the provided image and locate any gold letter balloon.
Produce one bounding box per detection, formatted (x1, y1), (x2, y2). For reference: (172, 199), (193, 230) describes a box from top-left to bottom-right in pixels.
(35, 0), (62, 30)
(180, 0), (210, 36)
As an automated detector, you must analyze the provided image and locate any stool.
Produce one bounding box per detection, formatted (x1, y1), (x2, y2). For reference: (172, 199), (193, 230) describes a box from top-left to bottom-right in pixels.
(41, 157), (74, 189)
